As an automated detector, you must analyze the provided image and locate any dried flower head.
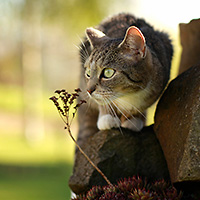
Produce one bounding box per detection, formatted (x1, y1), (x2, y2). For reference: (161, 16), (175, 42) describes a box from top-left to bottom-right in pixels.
(49, 88), (86, 124)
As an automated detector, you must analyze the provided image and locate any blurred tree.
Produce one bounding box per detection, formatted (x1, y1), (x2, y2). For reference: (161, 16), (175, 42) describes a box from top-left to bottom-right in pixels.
(20, 0), (109, 34)
(20, 2), (44, 142)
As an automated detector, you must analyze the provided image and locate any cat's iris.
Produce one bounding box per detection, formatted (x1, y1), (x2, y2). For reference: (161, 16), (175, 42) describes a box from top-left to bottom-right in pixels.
(103, 68), (115, 79)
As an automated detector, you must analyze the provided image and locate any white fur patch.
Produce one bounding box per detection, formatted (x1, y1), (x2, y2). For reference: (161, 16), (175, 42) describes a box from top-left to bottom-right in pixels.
(71, 191), (76, 199)
(97, 114), (120, 130)
(121, 117), (144, 131)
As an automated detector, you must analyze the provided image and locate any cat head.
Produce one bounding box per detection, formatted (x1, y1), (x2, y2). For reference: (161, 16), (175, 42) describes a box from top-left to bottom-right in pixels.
(83, 26), (151, 110)
(86, 26), (146, 58)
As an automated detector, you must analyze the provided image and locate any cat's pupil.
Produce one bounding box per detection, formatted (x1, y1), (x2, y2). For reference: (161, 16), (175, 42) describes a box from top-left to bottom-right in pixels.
(102, 68), (115, 79)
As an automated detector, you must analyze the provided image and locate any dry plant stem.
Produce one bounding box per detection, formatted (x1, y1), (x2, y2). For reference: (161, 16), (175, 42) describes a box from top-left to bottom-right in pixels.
(66, 123), (113, 186)
(50, 89), (113, 187)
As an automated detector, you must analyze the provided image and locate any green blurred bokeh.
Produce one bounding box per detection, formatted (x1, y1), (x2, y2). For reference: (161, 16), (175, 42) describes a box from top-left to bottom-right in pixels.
(0, 0), (184, 199)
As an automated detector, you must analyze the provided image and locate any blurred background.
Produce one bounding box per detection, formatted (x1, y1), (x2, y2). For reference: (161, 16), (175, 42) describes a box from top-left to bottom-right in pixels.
(0, 0), (199, 199)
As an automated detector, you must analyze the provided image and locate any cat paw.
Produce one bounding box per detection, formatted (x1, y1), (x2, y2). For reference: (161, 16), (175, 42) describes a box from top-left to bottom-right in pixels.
(121, 117), (144, 132)
(97, 114), (120, 130)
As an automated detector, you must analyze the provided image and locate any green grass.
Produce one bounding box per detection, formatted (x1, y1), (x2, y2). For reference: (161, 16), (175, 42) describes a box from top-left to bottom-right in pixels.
(0, 163), (72, 200)
(0, 133), (75, 200)
(0, 134), (75, 165)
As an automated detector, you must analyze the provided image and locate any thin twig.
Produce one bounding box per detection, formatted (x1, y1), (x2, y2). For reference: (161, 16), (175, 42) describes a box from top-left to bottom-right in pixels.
(66, 124), (112, 186)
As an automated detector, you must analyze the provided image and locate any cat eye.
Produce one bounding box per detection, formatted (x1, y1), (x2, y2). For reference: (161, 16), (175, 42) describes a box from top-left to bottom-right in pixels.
(85, 68), (91, 78)
(102, 68), (115, 79)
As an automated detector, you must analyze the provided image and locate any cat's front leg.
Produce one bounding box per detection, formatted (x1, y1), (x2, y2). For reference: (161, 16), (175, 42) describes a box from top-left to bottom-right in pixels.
(97, 106), (120, 130)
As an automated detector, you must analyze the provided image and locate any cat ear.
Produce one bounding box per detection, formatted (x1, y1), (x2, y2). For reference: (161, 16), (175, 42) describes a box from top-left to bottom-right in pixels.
(118, 26), (146, 58)
(86, 27), (108, 48)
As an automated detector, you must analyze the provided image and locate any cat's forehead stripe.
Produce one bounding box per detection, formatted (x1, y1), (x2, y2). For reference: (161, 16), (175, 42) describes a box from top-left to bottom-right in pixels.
(90, 60), (96, 69)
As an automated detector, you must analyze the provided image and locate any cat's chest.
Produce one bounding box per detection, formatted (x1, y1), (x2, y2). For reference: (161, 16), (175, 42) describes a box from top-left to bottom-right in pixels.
(113, 89), (149, 113)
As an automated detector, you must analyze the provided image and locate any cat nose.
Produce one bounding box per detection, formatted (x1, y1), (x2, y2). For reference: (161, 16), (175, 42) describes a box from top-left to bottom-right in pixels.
(87, 87), (96, 95)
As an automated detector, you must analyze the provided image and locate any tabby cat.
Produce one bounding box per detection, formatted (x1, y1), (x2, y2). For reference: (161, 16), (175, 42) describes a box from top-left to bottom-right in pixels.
(77, 13), (173, 145)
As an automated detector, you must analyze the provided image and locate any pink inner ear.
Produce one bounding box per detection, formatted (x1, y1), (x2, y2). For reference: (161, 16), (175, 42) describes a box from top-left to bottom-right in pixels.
(127, 26), (146, 46)
(125, 26), (146, 56)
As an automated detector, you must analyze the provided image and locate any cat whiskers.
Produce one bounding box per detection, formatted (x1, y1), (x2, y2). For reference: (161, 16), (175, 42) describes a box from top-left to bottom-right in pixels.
(115, 97), (146, 120)
(110, 99), (141, 131)
(74, 44), (88, 62)
(76, 34), (90, 61)
(80, 91), (92, 114)
(102, 97), (117, 119)
(104, 95), (143, 132)
(103, 97), (123, 135)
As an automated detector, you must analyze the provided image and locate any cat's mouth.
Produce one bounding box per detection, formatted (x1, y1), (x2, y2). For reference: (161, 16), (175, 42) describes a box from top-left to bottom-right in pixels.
(89, 92), (115, 105)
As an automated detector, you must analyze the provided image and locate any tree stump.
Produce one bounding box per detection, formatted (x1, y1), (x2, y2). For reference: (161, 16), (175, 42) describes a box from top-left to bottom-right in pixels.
(69, 126), (169, 195)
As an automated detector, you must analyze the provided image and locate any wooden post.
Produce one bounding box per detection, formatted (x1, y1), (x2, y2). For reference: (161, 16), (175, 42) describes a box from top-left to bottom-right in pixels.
(179, 18), (200, 74)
